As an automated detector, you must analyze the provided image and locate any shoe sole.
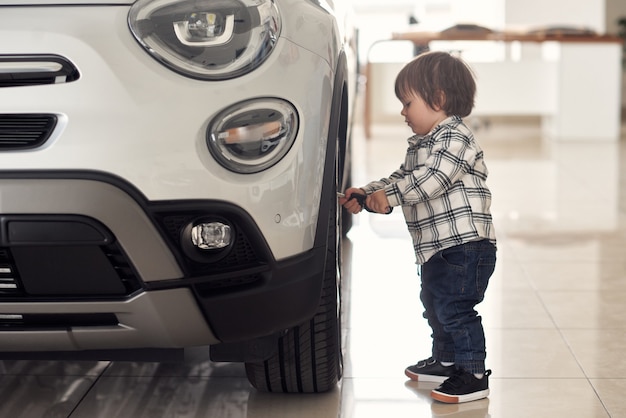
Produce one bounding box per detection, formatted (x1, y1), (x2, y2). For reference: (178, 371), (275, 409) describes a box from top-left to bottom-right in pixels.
(431, 388), (489, 404)
(404, 369), (450, 383)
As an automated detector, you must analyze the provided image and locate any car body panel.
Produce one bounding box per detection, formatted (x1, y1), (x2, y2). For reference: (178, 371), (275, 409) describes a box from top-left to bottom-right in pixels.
(0, 4), (337, 260)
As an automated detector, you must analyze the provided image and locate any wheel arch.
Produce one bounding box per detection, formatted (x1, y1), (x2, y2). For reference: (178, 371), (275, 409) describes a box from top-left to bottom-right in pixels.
(314, 49), (351, 249)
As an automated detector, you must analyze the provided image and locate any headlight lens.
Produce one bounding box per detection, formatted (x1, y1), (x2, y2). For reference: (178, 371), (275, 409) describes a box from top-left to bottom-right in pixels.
(128, 0), (281, 80)
(207, 98), (298, 173)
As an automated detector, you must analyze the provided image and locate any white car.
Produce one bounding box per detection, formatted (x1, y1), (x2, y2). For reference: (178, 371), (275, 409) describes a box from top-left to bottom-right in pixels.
(0, 0), (357, 393)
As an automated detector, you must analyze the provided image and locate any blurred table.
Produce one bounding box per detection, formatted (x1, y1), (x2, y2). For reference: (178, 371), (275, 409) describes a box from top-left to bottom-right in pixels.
(391, 28), (622, 45)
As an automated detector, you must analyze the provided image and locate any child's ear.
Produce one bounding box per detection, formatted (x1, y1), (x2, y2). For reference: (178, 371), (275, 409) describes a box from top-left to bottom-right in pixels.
(434, 90), (446, 110)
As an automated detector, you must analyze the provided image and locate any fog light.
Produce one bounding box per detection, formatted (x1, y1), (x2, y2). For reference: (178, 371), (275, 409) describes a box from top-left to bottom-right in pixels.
(191, 222), (232, 249)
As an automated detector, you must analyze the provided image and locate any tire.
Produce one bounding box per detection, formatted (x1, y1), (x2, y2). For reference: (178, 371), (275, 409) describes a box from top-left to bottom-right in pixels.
(244, 169), (343, 393)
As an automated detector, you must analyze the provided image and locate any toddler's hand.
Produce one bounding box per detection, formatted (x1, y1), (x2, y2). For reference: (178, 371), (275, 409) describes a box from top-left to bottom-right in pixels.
(366, 190), (392, 214)
(339, 187), (366, 214)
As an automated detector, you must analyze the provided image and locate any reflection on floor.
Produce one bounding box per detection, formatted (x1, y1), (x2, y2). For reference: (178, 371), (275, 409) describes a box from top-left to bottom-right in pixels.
(2, 118), (625, 418)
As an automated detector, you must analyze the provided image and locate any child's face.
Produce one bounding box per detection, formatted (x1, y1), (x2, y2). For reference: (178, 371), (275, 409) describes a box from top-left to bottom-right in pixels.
(399, 92), (447, 136)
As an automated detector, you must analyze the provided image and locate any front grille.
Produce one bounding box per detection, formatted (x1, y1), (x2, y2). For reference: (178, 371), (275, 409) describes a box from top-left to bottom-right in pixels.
(0, 249), (20, 296)
(0, 114), (57, 150)
(0, 243), (142, 300)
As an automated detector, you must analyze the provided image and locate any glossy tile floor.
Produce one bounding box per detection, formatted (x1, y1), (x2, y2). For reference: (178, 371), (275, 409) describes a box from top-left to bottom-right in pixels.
(2, 117), (626, 417)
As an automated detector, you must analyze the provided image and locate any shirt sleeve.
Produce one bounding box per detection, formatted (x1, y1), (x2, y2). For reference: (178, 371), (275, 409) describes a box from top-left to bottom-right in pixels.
(360, 167), (405, 196)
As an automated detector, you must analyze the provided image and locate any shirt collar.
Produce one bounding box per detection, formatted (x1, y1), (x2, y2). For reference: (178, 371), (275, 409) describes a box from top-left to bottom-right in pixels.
(407, 115), (459, 145)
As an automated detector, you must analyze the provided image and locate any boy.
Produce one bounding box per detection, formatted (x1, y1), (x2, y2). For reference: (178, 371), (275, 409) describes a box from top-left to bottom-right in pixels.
(340, 51), (497, 404)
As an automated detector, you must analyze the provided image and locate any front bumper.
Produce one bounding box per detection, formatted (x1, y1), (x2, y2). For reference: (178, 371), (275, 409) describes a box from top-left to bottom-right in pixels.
(0, 173), (327, 351)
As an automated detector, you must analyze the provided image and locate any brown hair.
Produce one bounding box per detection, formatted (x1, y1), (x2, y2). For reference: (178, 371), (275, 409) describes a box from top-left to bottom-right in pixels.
(394, 51), (476, 117)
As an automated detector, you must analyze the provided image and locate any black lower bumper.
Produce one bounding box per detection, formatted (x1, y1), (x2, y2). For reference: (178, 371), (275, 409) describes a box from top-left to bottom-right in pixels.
(191, 244), (326, 343)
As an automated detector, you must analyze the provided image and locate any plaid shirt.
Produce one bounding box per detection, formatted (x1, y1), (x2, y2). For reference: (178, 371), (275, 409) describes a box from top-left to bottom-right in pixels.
(361, 116), (497, 264)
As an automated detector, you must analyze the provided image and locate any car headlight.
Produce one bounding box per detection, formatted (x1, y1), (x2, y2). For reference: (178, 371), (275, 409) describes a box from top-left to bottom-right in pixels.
(207, 98), (298, 174)
(128, 0), (281, 80)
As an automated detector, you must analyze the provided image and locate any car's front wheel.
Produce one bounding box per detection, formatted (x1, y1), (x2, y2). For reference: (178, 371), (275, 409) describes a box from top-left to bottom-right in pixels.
(244, 178), (342, 393)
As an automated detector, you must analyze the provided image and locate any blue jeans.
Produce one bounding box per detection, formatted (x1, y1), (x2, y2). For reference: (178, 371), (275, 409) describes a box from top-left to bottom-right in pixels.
(419, 239), (496, 374)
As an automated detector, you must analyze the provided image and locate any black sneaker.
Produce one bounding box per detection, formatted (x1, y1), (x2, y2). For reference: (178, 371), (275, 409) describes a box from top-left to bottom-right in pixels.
(405, 358), (457, 383)
(431, 369), (491, 404)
